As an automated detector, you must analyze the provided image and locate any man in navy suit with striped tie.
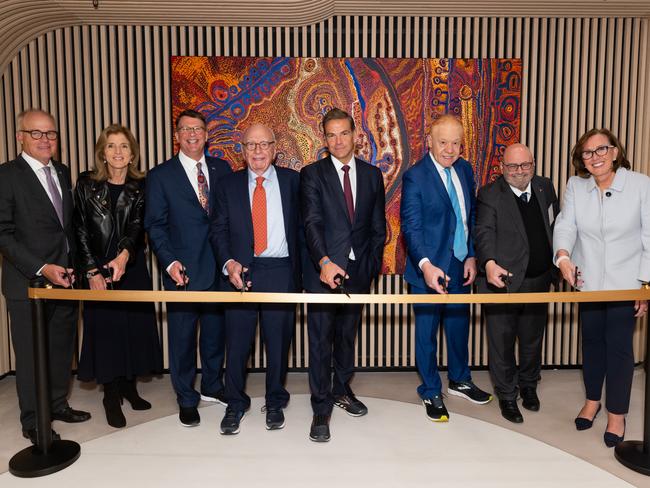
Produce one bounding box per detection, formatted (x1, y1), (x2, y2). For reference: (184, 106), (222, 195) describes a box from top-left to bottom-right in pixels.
(145, 109), (231, 427)
(210, 123), (301, 435)
(401, 115), (492, 424)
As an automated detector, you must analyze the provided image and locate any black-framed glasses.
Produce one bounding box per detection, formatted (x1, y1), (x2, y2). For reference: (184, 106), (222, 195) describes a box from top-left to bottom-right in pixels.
(177, 126), (206, 134)
(20, 129), (58, 140)
(242, 141), (275, 151)
(333, 273), (350, 298)
(503, 161), (534, 172)
(581, 145), (614, 160)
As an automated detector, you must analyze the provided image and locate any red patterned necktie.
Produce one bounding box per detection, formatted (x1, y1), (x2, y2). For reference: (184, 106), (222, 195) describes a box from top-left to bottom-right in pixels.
(252, 176), (267, 255)
(342, 164), (354, 223)
(196, 162), (209, 213)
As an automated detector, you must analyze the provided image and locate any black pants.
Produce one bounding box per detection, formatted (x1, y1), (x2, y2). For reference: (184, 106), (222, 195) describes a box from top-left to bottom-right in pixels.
(224, 257), (295, 412)
(580, 301), (636, 415)
(484, 273), (551, 400)
(7, 298), (78, 430)
(307, 260), (368, 416)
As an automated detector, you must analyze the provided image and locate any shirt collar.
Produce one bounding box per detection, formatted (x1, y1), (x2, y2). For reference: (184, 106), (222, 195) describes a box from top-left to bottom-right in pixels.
(509, 181), (532, 198)
(178, 150), (206, 171)
(22, 151), (53, 172)
(331, 155), (356, 173)
(586, 167), (627, 193)
(428, 152), (454, 174)
(248, 164), (276, 184)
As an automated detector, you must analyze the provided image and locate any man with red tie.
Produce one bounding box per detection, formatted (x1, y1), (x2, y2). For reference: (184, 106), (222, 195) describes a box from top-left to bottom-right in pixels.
(301, 108), (386, 442)
(210, 123), (302, 434)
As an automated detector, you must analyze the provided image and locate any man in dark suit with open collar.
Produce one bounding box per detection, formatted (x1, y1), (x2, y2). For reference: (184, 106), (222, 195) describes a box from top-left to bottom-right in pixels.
(210, 123), (301, 435)
(145, 109), (231, 427)
(0, 109), (90, 444)
(475, 143), (559, 423)
(301, 108), (386, 442)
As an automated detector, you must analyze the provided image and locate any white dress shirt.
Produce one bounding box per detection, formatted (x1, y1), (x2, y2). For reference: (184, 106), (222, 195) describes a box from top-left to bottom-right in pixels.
(509, 182), (532, 200)
(178, 150), (210, 199)
(553, 168), (650, 290)
(331, 155), (357, 260)
(248, 165), (288, 258)
(22, 151), (63, 203)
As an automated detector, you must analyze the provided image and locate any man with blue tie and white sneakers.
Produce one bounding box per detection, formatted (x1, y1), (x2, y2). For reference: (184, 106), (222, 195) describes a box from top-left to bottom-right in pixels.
(400, 114), (493, 422)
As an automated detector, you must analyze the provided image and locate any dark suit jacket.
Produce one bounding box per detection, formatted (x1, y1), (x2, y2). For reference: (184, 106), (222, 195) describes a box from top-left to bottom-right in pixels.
(300, 156), (386, 292)
(209, 166), (302, 291)
(401, 154), (476, 289)
(144, 155), (231, 291)
(474, 174), (559, 293)
(0, 156), (75, 300)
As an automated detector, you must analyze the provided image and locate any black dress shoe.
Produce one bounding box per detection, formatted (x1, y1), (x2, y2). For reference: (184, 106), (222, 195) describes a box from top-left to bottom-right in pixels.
(520, 387), (540, 411)
(604, 420), (625, 448)
(499, 399), (524, 423)
(309, 414), (330, 442)
(575, 403), (601, 431)
(51, 406), (91, 423)
(179, 406), (200, 427)
(22, 428), (61, 445)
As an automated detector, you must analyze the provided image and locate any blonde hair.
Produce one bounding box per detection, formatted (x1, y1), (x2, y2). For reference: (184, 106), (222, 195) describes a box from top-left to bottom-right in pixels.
(92, 124), (144, 181)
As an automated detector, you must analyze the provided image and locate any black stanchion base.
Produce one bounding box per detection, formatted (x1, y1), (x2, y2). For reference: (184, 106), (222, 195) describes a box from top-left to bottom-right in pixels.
(615, 440), (650, 476)
(9, 440), (80, 478)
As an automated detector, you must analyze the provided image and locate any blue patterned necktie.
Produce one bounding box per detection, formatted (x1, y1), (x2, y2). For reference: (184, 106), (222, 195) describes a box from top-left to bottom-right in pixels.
(444, 167), (468, 261)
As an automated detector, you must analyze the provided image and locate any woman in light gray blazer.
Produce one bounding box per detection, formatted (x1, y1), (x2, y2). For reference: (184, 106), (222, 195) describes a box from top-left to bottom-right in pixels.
(554, 128), (649, 448)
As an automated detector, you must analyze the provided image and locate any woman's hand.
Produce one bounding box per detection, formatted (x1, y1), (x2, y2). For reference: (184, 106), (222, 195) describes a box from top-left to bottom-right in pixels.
(557, 258), (578, 287)
(634, 300), (648, 317)
(88, 272), (107, 290)
(105, 250), (129, 282)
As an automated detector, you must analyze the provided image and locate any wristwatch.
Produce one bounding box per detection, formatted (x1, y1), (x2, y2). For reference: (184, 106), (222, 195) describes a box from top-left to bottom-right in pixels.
(85, 269), (100, 279)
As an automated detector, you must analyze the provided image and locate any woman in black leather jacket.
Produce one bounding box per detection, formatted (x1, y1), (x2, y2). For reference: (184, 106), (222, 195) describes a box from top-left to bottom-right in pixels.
(74, 124), (162, 428)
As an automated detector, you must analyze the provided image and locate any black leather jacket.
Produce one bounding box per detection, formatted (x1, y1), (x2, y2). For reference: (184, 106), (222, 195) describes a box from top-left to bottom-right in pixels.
(73, 171), (145, 272)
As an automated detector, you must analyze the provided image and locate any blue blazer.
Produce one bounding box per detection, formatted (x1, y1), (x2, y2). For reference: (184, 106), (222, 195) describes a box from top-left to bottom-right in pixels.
(209, 166), (302, 291)
(144, 155), (232, 291)
(401, 154), (476, 289)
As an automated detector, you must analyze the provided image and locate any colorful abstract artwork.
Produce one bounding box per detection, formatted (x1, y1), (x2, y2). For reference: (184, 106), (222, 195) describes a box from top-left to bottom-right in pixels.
(171, 56), (521, 274)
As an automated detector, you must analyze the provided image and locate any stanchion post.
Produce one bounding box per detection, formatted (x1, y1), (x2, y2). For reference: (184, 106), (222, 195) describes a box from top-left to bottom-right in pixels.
(8, 279), (81, 477)
(615, 319), (650, 476)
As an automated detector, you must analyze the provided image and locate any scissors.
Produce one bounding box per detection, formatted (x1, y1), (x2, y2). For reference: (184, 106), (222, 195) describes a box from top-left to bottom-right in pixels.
(334, 273), (350, 298)
(500, 273), (512, 294)
(176, 267), (188, 291)
(240, 267), (252, 293)
(438, 275), (449, 294)
(573, 266), (581, 290)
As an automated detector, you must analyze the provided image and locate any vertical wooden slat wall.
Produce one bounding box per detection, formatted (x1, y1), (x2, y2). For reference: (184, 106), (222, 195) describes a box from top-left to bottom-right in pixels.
(0, 16), (649, 376)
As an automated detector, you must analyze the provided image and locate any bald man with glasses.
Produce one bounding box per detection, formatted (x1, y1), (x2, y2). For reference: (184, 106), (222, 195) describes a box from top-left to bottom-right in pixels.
(0, 109), (91, 444)
(474, 143), (559, 423)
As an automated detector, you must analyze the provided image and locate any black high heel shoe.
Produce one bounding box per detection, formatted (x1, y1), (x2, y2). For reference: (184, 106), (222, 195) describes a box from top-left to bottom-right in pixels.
(119, 378), (152, 410)
(604, 419), (625, 448)
(575, 403), (602, 431)
(103, 380), (126, 428)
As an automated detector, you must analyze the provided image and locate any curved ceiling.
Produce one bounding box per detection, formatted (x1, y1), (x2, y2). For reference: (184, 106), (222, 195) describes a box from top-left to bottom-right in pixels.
(1, 0), (650, 73)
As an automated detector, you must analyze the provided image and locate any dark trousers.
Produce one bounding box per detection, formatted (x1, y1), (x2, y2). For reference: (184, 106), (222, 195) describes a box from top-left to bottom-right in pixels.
(484, 272), (551, 400)
(167, 289), (225, 408)
(411, 257), (471, 399)
(7, 298), (78, 430)
(580, 301), (636, 415)
(308, 260), (367, 415)
(224, 257), (295, 412)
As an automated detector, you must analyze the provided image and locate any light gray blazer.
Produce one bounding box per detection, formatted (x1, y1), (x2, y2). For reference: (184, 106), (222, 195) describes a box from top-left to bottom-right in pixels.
(553, 168), (650, 290)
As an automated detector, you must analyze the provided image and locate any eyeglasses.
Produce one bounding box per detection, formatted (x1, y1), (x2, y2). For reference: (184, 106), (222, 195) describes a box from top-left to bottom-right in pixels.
(581, 145), (614, 160)
(20, 129), (58, 140)
(177, 126), (206, 134)
(503, 161), (534, 172)
(242, 141), (275, 151)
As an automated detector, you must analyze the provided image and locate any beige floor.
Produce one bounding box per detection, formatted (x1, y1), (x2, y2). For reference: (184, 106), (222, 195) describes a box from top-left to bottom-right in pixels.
(0, 368), (647, 486)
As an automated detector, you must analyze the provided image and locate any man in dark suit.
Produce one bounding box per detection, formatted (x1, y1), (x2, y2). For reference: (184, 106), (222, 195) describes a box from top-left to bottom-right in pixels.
(145, 109), (231, 427)
(0, 109), (90, 444)
(475, 143), (558, 423)
(401, 114), (492, 424)
(210, 123), (301, 435)
(301, 108), (386, 442)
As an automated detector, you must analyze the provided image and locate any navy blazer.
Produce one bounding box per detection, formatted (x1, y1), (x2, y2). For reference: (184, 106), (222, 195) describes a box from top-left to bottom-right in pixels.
(0, 156), (75, 299)
(144, 155), (231, 291)
(401, 154), (476, 289)
(300, 156), (386, 292)
(209, 165), (302, 291)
